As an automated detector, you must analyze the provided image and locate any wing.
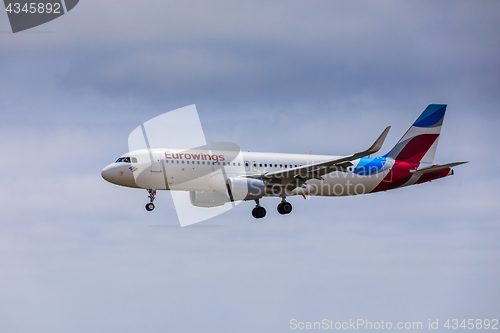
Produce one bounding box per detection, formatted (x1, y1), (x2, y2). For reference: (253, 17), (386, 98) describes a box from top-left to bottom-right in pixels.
(253, 126), (391, 185)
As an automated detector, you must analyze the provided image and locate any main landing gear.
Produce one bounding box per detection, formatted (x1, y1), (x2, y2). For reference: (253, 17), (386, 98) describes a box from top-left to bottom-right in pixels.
(252, 199), (266, 219)
(251, 196), (293, 219)
(277, 201), (292, 215)
(145, 189), (156, 211)
(277, 187), (292, 215)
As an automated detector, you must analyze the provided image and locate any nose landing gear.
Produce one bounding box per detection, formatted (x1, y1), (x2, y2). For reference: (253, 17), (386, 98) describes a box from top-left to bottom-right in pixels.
(145, 189), (156, 211)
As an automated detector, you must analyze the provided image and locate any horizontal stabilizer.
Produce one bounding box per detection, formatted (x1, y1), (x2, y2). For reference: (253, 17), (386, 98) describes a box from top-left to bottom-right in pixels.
(410, 161), (468, 174)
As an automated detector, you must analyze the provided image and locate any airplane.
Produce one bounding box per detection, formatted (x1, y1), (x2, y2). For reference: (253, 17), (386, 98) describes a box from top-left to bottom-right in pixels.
(101, 104), (467, 219)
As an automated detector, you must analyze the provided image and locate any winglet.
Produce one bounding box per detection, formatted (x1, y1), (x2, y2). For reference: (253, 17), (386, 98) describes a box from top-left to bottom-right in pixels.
(359, 126), (391, 156)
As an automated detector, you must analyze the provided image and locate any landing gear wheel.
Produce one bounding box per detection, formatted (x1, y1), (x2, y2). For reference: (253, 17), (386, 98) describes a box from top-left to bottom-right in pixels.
(145, 189), (156, 211)
(252, 206), (266, 219)
(277, 202), (292, 215)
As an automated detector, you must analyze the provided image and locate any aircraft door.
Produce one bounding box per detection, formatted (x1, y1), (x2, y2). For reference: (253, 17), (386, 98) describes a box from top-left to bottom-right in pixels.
(244, 161), (250, 172)
(151, 151), (162, 172)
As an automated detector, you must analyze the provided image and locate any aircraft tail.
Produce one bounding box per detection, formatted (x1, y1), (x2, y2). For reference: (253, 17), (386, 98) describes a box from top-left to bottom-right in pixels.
(386, 104), (446, 165)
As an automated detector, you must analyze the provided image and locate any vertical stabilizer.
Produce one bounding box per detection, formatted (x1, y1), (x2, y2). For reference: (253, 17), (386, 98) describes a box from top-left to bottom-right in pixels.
(387, 104), (446, 165)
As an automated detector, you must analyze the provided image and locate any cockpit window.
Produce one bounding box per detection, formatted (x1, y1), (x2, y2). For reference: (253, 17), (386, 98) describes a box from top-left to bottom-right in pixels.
(116, 157), (136, 163)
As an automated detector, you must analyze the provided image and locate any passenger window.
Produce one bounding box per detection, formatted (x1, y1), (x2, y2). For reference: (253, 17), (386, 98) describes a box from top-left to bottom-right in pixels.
(259, 163), (262, 167)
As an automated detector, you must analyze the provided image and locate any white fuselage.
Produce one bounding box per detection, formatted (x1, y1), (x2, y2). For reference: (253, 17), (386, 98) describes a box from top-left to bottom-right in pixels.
(102, 148), (396, 197)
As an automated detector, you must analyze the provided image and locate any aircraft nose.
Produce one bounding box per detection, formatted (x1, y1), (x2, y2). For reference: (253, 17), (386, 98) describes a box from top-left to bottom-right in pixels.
(101, 164), (115, 183)
(101, 164), (138, 188)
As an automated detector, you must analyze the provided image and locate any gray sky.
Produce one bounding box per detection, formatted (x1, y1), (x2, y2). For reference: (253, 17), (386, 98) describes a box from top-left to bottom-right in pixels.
(0, 1), (499, 332)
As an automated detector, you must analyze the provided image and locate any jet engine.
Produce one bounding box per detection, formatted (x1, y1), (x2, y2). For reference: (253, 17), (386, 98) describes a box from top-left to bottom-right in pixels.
(227, 177), (267, 201)
(189, 191), (230, 207)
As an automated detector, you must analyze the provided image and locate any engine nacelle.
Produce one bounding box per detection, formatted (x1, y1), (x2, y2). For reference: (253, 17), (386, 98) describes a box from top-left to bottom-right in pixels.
(189, 191), (230, 207)
(227, 177), (266, 201)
